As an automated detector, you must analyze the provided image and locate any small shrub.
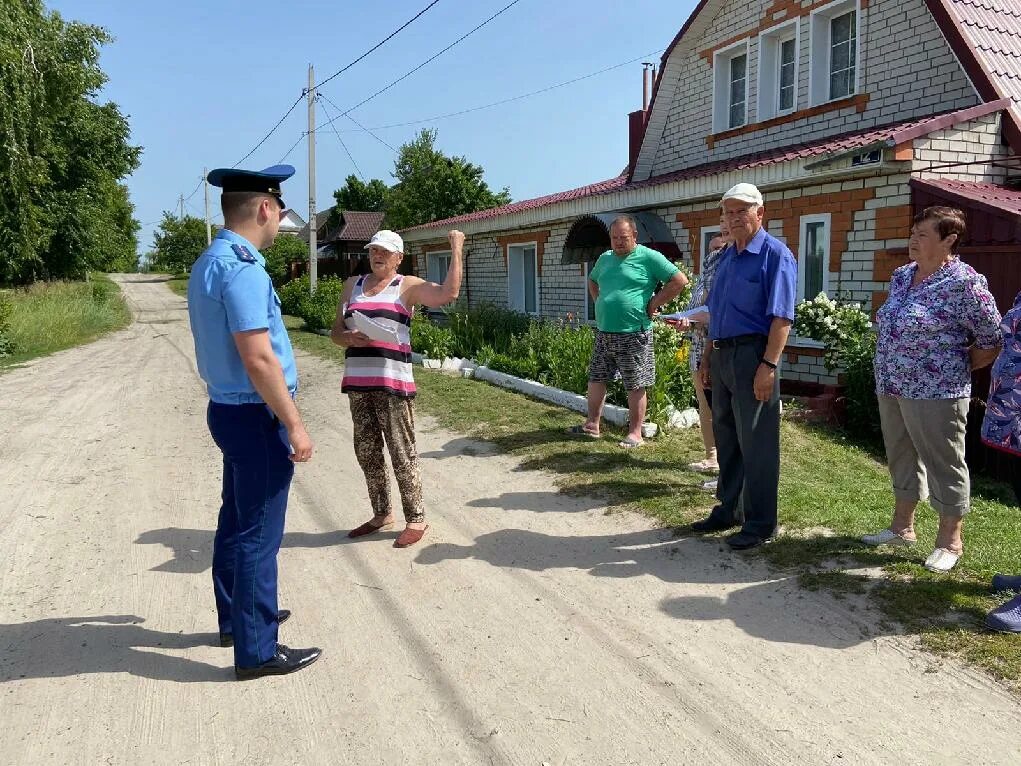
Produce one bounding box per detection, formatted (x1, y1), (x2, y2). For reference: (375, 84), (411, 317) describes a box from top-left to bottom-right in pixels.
(647, 322), (694, 427)
(795, 292), (880, 439)
(411, 314), (454, 359)
(277, 274), (310, 317)
(487, 352), (541, 381)
(297, 276), (344, 331)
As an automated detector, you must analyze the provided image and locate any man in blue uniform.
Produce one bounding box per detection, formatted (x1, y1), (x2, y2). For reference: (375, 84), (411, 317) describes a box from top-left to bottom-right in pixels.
(187, 164), (321, 680)
(692, 183), (797, 550)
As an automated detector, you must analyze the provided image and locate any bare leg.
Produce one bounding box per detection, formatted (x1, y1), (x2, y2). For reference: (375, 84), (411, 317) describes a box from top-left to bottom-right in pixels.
(935, 514), (964, 553)
(586, 381), (607, 433)
(890, 498), (917, 540)
(626, 388), (647, 443)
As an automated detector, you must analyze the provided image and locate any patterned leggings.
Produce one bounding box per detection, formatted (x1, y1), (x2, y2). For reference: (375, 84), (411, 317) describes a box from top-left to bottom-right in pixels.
(348, 391), (425, 524)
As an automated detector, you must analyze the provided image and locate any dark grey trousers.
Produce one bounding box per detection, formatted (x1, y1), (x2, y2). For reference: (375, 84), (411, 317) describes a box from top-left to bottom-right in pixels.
(708, 336), (780, 539)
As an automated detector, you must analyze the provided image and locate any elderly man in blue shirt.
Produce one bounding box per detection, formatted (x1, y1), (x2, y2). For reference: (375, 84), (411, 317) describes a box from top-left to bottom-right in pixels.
(188, 164), (321, 680)
(691, 183), (797, 550)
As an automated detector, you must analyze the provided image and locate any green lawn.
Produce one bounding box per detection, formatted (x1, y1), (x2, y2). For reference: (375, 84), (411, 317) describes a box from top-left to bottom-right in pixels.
(287, 318), (1021, 685)
(0, 275), (131, 370)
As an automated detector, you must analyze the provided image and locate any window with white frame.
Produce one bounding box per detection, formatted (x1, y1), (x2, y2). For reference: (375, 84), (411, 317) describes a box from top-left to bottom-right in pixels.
(713, 41), (750, 132)
(699, 226), (722, 273)
(758, 21), (799, 121)
(798, 214), (831, 303)
(426, 251), (450, 284)
(508, 243), (538, 314)
(810, 1), (858, 105)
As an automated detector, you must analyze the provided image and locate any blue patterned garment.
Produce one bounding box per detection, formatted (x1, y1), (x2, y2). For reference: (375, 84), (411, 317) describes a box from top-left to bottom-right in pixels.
(687, 246), (724, 373)
(982, 290), (1021, 457)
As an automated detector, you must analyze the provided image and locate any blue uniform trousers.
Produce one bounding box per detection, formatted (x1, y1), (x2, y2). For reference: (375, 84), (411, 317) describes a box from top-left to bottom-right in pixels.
(206, 402), (293, 667)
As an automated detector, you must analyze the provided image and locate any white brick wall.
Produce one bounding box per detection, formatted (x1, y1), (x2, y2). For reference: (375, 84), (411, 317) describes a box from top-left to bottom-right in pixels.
(648, 0), (979, 177)
(912, 113), (1011, 182)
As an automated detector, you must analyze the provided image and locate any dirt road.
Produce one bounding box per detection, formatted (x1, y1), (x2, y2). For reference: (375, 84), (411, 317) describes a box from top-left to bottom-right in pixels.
(1, 273), (1019, 765)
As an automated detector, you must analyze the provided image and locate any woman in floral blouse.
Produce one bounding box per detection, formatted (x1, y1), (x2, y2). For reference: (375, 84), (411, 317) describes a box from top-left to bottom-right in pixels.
(862, 206), (1002, 573)
(981, 290), (1021, 631)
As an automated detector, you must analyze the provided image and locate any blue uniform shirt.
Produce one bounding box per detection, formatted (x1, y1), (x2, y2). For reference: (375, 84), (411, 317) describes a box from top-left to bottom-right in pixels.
(187, 229), (297, 404)
(707, 227), (797, 340)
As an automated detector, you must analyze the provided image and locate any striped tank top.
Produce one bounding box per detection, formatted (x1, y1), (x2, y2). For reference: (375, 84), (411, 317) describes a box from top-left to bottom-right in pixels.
(341, 274), (416, 398)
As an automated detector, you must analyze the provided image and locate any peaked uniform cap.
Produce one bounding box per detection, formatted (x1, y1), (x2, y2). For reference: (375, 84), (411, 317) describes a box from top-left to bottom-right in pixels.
(207, 164), (295, 207)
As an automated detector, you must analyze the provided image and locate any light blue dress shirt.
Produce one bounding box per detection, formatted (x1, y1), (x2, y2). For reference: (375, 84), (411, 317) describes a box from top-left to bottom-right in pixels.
(187, 229), (297, 404)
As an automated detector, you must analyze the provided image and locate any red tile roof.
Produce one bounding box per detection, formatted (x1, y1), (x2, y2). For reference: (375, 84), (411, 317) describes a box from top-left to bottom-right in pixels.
(946, 0), (1021, 108)
(404, 103), (1010, 234)
(335, 211), (385, 241)
(910, 178), (1021, 220)
(402, 176), (628, 232)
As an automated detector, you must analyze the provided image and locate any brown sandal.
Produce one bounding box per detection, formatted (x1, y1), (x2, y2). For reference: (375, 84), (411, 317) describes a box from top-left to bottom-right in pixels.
(347, 520), (393, 538)
(394, 525), (429, 548)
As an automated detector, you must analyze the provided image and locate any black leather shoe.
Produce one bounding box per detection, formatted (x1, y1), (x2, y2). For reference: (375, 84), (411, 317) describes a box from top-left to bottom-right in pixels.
(235, 644), (322, 680)
(219, 609), (291, 648)
(691, 516), (739, 534)
(725, 531), (769, 550)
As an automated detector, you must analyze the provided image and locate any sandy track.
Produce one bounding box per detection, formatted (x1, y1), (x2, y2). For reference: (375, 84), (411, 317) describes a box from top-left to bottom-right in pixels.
(0, 273), (1019, 765)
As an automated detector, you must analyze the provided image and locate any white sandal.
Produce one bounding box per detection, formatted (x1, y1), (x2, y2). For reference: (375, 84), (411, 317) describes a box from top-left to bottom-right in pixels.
(861, 528), (916, 547)
(924, 547), (962, 573)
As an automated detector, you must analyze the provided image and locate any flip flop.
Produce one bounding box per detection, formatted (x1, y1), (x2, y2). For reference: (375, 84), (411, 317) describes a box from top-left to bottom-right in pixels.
(566, 424), (600, 438)
(347, 520), (394, 538)
(618, 437), (644, 449)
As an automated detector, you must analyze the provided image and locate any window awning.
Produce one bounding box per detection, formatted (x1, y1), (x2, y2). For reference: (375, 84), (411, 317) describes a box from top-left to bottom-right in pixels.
(562, 211), (682, 264)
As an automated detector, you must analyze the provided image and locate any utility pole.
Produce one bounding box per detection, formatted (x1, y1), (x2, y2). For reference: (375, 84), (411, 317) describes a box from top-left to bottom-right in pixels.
(307, 64), (318, 295)
(178, 194), (185, 221)
(203, 168), (212, 245)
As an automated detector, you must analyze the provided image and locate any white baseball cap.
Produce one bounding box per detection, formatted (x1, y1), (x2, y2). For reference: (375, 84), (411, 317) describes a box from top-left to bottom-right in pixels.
(364, 229), (404, 254)
(721, 182), (764, 206)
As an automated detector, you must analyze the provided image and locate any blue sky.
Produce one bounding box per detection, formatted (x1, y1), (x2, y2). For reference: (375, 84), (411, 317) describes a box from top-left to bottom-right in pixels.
(47, 0), (698, 252)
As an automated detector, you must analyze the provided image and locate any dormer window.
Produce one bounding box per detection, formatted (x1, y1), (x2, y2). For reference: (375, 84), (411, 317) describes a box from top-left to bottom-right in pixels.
(810, 0), (860, 105)
(713, 41), (750, 132)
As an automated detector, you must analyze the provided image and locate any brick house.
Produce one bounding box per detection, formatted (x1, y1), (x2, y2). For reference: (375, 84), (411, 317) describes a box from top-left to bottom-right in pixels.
(401, 0), (1021, 388)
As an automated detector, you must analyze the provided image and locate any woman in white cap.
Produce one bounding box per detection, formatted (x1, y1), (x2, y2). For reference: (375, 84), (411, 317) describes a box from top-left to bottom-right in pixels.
(331, 229), (464, 547)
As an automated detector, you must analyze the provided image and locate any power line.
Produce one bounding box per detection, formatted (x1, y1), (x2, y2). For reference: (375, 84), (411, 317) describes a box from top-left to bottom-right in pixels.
(313, 0), (442, 91)
(234, 93), (306, 167)
(319, 93), (396, 152)
(317, 96), (365, 179)
(318, 0), (525, 131)
(277, 133), (307, 165)
(324, 50), (665, 133)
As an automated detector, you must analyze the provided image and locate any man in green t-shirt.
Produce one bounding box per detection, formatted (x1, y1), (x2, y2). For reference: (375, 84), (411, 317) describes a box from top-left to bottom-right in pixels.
(567, 215), (688, 447)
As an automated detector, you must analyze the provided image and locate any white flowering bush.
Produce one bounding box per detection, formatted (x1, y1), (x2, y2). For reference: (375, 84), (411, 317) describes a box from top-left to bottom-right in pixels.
(794, 292), (880, 439)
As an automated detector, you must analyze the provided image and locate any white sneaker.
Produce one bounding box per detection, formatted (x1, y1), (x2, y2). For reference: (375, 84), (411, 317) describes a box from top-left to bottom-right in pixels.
(924, 547), (961, 573)
(861, 528), (916, 547)
(701, 479), (718, 492)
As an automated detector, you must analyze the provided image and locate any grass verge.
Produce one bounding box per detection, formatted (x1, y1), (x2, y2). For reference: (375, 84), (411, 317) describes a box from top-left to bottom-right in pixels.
(0, 275), (131, 370)
(166, 275), (189, 297)
(286, 318), (1021, 686)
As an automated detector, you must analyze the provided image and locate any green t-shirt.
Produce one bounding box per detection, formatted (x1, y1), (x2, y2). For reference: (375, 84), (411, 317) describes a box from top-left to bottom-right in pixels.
(589, 244), (680, 333)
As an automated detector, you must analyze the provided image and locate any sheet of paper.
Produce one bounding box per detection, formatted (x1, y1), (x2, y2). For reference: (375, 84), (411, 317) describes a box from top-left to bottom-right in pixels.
(349, 311), (400, 343)
(658, 305), (709, 322)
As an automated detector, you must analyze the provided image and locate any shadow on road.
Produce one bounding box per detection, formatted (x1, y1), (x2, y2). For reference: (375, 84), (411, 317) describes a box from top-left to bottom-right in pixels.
(0, 615), (224, 683)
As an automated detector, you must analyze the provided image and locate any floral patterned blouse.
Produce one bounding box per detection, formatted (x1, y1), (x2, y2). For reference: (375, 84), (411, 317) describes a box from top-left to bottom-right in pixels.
(981, 291), (1021, 457)
(874, 258), (1002, 399)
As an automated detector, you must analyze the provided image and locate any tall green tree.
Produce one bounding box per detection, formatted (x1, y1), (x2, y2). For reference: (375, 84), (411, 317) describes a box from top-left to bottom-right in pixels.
(263, 234), (308, 286)
(151, 214), (207, 274)
(384, 129), (510, 230)
(0, 1), (141, 284)
(332, 175), (388, 214)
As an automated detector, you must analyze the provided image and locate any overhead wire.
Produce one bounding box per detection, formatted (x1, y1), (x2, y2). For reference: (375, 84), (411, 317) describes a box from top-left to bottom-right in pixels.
(312, 0), (442, 91)
(317, 95), (365, 179)
(324, 49), (665, 134)
(316, 0), (525, 131)
(319, 93), (396, 152)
